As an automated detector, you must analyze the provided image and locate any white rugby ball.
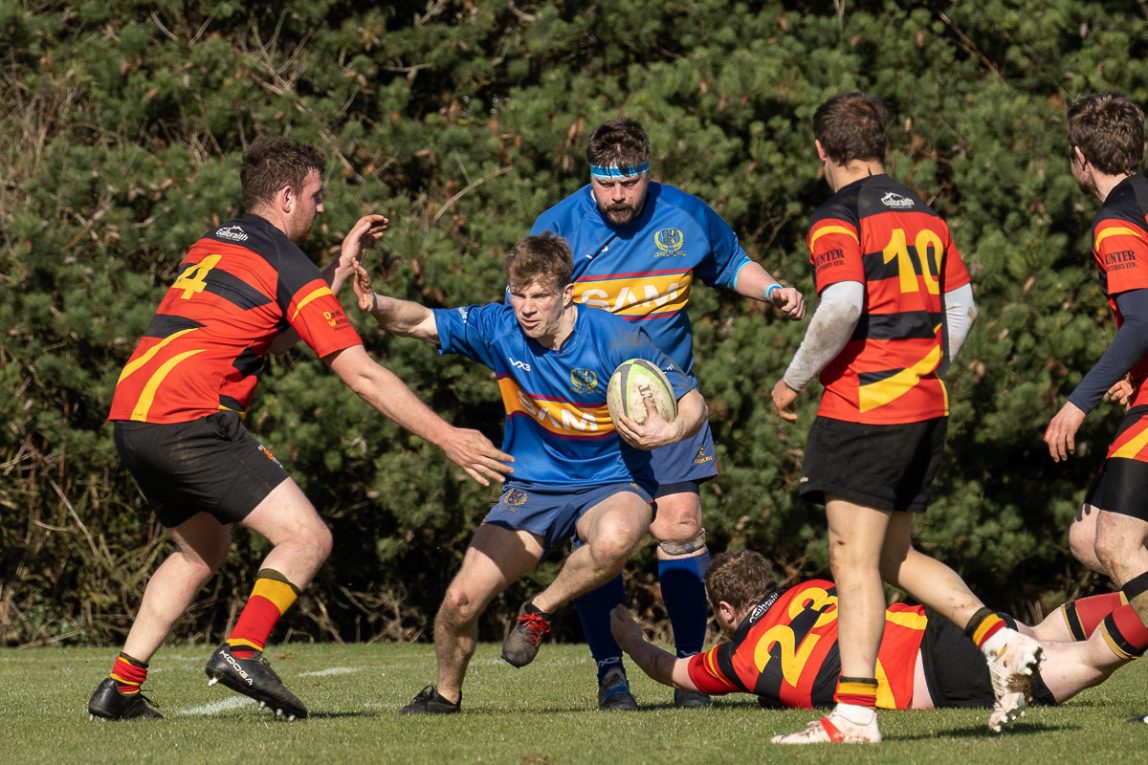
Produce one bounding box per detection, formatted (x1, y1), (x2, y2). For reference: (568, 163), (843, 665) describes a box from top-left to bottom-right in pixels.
(607, 359), (677, 427)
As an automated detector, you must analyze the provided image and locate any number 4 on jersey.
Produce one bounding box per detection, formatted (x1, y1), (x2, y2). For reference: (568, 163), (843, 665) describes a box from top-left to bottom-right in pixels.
(173, 254), (222, 300)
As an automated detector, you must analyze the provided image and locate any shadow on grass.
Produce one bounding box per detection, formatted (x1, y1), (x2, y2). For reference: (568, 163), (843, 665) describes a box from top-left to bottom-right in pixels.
(890, 722), (1076, 740)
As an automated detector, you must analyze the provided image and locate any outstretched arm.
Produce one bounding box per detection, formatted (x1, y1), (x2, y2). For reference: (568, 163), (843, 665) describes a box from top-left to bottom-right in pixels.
(734, 260), (806, 319)
(326, 344), (513, 486)
(270, 214), (389, 354)
(352, 261), (440, 345)
(610, 606), (701, 691)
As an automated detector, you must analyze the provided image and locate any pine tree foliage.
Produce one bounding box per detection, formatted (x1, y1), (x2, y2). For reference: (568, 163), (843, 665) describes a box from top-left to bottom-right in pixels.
(3, 0), (1147, 643)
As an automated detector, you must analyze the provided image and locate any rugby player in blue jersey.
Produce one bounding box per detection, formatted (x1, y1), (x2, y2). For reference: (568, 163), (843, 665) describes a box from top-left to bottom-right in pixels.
(531, 118), (806, 708)
(351, 232), (708, 714)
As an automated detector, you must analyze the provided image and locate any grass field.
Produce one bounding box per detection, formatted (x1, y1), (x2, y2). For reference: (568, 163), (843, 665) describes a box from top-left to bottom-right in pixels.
(5, 642), (1147, 764)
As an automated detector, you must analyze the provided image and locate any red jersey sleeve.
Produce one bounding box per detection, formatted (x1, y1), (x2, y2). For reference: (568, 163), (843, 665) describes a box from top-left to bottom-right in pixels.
(282, 277), (361, 358)
(1094, 219), (1148, 295)
(685, 648), (742, 696)
(807, 217), (864, 292)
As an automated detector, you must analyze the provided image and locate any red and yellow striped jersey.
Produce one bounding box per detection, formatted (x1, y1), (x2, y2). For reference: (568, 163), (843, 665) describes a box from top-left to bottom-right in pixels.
(686, 579), (926, 709)
(807, 175), (970, 424)
(108, 215), (361, 424)
(1091, 176), (1148, 415)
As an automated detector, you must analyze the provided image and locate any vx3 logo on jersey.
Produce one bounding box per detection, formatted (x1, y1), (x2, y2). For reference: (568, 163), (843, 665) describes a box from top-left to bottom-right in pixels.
(508, 357), (532, 372)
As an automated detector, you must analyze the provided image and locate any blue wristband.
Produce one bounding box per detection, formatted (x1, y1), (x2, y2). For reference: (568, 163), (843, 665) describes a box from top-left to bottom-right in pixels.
(765, 284), (782, 302)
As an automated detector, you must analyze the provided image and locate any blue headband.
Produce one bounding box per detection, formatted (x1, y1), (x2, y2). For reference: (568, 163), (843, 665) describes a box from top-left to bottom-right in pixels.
(589, 160), (650, 179)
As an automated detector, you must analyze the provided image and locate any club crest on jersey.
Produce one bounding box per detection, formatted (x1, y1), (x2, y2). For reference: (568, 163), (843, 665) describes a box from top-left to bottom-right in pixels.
(653, 228), (685, 256)
(570, 368), (599, 393)
(880, 192), (915, 210)
(500, 488), (529, 506)
(216, 225), (249, 241)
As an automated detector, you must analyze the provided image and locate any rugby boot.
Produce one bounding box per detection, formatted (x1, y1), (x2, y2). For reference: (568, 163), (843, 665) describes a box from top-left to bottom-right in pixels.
(87, 678), (162, 721)
(204, 643), (308, 720)
(673, 688), (712, 708)
(399, 685), (461, 715)
(771, 712), (882, 745)
(597, 666), (638, 711)
(985, 630), (1044, 732)
(501, 601), (552, 668)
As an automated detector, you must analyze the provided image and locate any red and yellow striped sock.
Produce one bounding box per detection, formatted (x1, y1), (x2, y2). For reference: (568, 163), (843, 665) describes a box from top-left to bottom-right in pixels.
(833, 676), (878, 709)
(226, 569), (300, 658)
(965, 608), (1006, 650)
(110, 652), (148, 695)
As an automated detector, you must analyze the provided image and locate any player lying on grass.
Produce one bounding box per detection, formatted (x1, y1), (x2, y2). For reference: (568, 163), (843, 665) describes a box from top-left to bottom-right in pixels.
(351, 232), (707, 714)
(611, 550), (1136, 715)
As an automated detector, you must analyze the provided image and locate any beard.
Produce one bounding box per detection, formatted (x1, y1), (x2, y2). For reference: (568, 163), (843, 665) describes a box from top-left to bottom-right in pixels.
(600, 202), (640, 226)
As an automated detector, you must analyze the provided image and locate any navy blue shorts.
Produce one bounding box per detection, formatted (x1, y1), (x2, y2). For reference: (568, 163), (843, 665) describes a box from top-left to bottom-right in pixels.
(648, 418), (718, 487)
(483, 482), (653, 555)
(114, 412), (289, 528)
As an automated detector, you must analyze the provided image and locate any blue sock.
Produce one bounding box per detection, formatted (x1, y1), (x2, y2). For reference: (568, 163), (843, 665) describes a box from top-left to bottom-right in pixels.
(659, 551), (711, 658)
(573, 575), (627, 683)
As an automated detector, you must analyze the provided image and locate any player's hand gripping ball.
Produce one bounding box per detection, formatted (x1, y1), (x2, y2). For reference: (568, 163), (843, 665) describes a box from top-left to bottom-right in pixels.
(607, 359), (677, 428)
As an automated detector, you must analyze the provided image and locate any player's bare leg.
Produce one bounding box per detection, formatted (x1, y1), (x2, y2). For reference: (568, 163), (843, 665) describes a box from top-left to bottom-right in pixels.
(418, 525), (542, 709)
(1093, 510), (1148, 724)
(123, 513), (232, 663)
(502, 494), (651, 668)
(203, 479), (333, 720)
(880, 512), (1042, 732)
(532, 493), (652, 612)
(239, 478), (333, 589)
(774, 497), (887, 745)
(89, 512), (231, 721)
(1069, 503), (1107, 575)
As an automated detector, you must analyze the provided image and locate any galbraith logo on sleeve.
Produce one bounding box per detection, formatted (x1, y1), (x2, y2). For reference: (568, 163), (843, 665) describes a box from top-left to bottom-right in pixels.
(216, 225), (249, 241)
(880, 192), (915, 210)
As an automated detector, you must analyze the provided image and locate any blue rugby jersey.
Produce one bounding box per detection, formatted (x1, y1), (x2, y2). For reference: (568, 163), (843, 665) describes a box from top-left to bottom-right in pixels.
(433, 303), (693, 488)
(531, 182), (752, 377)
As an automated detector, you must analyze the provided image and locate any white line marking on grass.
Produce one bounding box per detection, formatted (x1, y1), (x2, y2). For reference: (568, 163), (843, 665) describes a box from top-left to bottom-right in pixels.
(178, 697), (255, 716)
(298, 666), (360, 677)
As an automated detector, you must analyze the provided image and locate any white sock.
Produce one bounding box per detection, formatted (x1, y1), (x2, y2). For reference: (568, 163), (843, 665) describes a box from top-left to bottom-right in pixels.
(833, 702), (876, 726)
(981, 626), (1017, 657)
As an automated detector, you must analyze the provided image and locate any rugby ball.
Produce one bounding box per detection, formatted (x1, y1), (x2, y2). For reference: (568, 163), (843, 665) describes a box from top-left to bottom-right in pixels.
(607, 359), (677, 426)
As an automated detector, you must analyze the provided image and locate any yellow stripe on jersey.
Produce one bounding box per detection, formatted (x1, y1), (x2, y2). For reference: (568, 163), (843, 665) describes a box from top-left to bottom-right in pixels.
(874, 663), (894, 709)
(573, 271), (693, 318)
(1095, 225), (1147, 248)
(130, 349), (206, 421)
(858, 341), (944, 413)
(1111, 421), (1148, 460)
(885, 609), (928, 631)
(290, 285), (335, 321)
(809, 224), (860, 247)
(117, 328), (199, 384)
(497, 377), (612, 437)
